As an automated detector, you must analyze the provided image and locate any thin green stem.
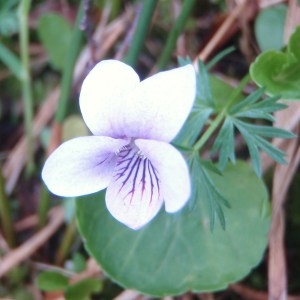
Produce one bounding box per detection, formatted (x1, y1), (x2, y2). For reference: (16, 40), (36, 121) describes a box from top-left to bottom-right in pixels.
(193, 110), (226, 151)
(19, 0), (34, 173)
(155, 0), (196, 70)
(37, 185), (50, 229)
(0, 166), (15, 248)
(193, 74), (251, 151)
(124, 0), (158, 67)
(55, 2), (84, 122)
(55, 218), (77, 266)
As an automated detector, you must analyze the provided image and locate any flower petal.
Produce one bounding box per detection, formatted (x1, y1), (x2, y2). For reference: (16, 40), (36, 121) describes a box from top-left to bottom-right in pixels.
(42, 136), (128, 197)
(118, 64), (196, 142)
(135, 139), (191, 212)
(105, 144), (163, 230)
(79, 60), (140, 137)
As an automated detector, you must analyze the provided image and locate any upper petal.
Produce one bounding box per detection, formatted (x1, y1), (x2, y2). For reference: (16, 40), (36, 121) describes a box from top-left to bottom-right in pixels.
(105, 144), (163, 230)
(79, 60), (140, 137)
(42, 136), (128, 197)
(118, 64), (196, 142)
(135, 139), (191, 213)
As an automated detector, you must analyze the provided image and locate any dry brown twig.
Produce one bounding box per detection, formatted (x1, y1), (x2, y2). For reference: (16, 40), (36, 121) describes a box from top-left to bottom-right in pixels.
(0, 206), (64, 277)
(267, 1), (300, 299)
(194, 0), (248, 64)
(230, 283), (300, 300)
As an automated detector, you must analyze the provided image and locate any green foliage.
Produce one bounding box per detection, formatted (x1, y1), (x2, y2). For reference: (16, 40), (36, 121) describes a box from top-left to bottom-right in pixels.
(37, 13), (73, 71)
(76, 161), (270, 296)
(250, 25), (300, 99)
(0, 0), (19, 36)
(37, 271), (69, 291)
(37, 271), (102, 299)
(176, 58), (293, 178)
(187, 154), (230, 229)
(65, 278), (102, 300)
(174, 58), (214, 147)
(254, 4), (287, 51)
(212, 88), (294, 176)
(0, 42), (23, 79)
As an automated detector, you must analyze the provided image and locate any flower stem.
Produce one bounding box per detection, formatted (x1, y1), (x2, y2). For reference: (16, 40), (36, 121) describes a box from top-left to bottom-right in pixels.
(19, 0), (34, 174)
(0, 166), (16, 248)
(124, 0), (158, 67)
(193, 74), (251, 152)
(193, 109), (226, 151)
(155, 0), (196, 71)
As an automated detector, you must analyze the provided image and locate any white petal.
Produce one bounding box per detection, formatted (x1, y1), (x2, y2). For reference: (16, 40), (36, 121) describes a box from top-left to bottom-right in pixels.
(79, 60), (140, 137)
(42, 136), (128, 197)
(105, 144), (163, 230)
(135, 139), (191, 212)
(118, 64), (196, 142)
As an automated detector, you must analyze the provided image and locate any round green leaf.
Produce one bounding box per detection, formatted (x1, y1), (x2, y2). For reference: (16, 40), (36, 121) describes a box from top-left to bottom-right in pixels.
(250, 50), (300, 99)
(288, 26), (300, 60)
(76, 161), (270, 296)
(37, 271), (69, 291)
(37, 13), (72, 71)
(254, 4), (287, 51)
(65, 278), (102, 300)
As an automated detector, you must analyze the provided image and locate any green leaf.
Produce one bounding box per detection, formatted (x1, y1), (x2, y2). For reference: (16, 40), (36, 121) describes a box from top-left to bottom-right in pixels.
(210, 89), (293, 176)
(206, 46), (235, 70)
(0, 0), (19, 36)
(0, 42), (23, 79)
(211, 117), (235, 171)
(250, 25), (300, 100)
(71, 253), (86, 273)
(197, 60), (213, 105)
(65, 278), (102, 300)
(173, 105), (213, 147)
(254, 4), (287, 51)
(37, 13), (73, 71)
(174, 60), (214, 147)
(288, 25), (300, 60)
(190, 156), (230, 229)
(209, 75), (243, 110)
(37, 271), (69, 292)
(76, 161), (270, 296)
(233, 119), (295, 139)
(233, 120), (290, 176)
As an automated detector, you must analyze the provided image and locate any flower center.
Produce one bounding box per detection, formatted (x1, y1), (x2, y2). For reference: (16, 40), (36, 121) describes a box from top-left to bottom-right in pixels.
(112, 143), (160, 204)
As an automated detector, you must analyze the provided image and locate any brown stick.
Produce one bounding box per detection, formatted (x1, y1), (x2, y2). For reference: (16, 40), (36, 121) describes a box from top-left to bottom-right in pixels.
(195, 0), (247, 63)
(0, 206), (64, 277)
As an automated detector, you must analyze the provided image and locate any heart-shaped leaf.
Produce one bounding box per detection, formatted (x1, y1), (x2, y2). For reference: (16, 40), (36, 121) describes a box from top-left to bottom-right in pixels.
(76, 161), (270, 296)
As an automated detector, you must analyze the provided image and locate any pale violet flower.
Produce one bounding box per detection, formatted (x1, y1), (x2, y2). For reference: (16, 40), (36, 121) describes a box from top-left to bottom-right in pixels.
(42, 60), (196, 230)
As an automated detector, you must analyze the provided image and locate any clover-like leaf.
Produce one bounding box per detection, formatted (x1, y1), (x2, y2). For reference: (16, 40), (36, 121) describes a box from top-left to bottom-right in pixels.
(250, 26), (300, 100)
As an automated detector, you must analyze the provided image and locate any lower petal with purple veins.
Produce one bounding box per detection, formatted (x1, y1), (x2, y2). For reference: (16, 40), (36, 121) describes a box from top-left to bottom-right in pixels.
(105, 143), (163, 230)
